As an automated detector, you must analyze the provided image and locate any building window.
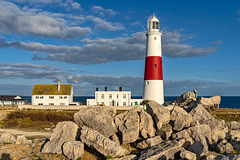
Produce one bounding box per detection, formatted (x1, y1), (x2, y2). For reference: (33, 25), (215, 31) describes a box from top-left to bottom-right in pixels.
(101, 94), (104, 99)
(49, 96), (54, 99)
(109, 102), (112, 106)
(109, 94), (112, 99)
(117, 94), (119, 99)
(123, 94), (126, 99)
(64, 96), (67, 99)
(123, 102), (126, 106)
(154, 64), (157, 68)
(40, 96), (44, 99)
(49, 103), (54, 105)
(60, 103), (65, 106)
(97, 102), (99, 105)
(36, 96), (39, 99)
(60, 96), (63, 99)
(38, 103), (43, 105)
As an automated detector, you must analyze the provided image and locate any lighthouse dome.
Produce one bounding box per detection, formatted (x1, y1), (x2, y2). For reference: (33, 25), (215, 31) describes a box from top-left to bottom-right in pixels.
(150, 16), (159, 22)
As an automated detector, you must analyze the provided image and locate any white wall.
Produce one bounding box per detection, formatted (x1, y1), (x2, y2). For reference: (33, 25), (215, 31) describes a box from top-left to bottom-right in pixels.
(32, 95), (71, 105)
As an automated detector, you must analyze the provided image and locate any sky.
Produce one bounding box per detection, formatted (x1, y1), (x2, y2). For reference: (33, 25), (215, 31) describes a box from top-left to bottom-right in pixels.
(0, 0), (240, 96)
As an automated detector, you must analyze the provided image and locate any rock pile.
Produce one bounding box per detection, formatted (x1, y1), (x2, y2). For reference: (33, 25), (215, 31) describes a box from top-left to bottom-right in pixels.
(40, 90), (240, 160)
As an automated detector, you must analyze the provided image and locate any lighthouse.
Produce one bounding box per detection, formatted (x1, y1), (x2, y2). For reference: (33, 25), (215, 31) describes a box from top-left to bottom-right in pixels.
(143, 15), (164, 105)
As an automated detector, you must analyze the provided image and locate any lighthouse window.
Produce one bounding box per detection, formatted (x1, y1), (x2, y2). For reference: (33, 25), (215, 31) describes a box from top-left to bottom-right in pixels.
(154, 64), (157, 68)
(154, 37), (157, 40)
(152, 22), (159, 29)
(146, 81), (149, 85)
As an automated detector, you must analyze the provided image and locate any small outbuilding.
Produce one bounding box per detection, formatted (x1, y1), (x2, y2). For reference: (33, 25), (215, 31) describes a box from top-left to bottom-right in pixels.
(0, 95), (27, 106)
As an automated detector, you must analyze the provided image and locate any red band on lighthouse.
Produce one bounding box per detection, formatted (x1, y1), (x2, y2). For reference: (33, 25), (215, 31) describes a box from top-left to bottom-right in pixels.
(144, 56), (163, 80)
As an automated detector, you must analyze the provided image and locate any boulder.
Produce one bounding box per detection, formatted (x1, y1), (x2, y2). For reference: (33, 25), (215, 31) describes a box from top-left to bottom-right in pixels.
(136, 136), (162, 149)
(188, 136), (209, 158)
(180, 149), (196, 160)
(0, 133), (16, 144)
(16, 135), (32, 145)
(212, 141), (233, 154)
(62, 141), (84, 160)
(172, 124), (212, 144)
(208, 119), (228, 143)
(41, 121), (80, 154)
(115, 107), (140, 144)
(197, 96), (221, 113)
(231, 141), (240, 152)
(174, 90), (197, 106)
(80, 126), (128, 157)
(79, 106), (116, 119)
(108, 155), (138, 160)
(139, 110), (156, 138)
(156, 123), (172, 140)
(110, 134), (120, 144)
(227, 121), (240, 130)
(229, 130), (240, 140)
(138, 140), (183, 160)
(74, 109), (115, 137)
(189, 104), (214, 124)
(146, 101), (170, 130)
(170, 106), (193, 131)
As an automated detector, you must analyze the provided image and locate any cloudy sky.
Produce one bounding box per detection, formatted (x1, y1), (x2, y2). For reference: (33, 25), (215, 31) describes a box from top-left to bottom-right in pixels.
(0, 0), (240, 96)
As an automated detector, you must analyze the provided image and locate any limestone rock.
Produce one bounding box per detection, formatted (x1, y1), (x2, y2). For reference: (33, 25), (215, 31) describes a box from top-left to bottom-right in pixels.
(197, 96), (221, 113)
(188, 136), (209, 158)
(62, 141), (84, 160)
(189, 104), (214, 124)
(227, 121), (240, 130)
(136, 136), (162, 149)
(79, 106), (116, 119)
(138, 140), (183, 160)
(212, 141), (233, 154)
(231, 141), (240, 152)
(139, 110), (156, 138)
(115, 107), (140, 144)
(172, 124), (212, 143)
(16, 135), (32, 145)
(208, 119), (228, 143)
(108, 155), (138, 160)
(174, 90), (197, 106)
(80, 126), (128, 157)
(110, 134), (120, 144)
(74, 109), (115, 137)
(0, 133), (16, 144)
(180, 149), (196, 160)
(170, 106), (193, 131)
(229, 130), (240, 140)
(156, 123), (172, 140)
(146, 101), (170, 130)
(41, 121), (80, 154)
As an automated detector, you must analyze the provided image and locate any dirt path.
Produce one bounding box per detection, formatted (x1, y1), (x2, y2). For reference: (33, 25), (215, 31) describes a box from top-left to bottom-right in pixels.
(0, 128), (52, 138)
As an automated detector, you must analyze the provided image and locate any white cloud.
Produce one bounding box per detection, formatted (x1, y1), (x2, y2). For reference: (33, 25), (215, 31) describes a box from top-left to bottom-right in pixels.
(87, 16), (125, 31)
(91, 5), (117, 17)
(211, 39), (223, 45)
(0, 1), (90, 39)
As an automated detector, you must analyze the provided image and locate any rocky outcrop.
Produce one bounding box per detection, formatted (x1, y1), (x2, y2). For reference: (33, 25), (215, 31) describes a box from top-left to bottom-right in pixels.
(227, 121), (240, 130)
(136, 136), (162, 149)
(74, 109), (115, 137)
(188, 136), (209, 158)
(212, 140), (233, 154)
(180, 149), (196, 160)
(108, 155), (138, 160)
(62, 141), (84, 160)
(41, 121), (80, 154)
(0, 133), (16, 144)
(174, 89), (197, 106)
(189, 104), (214, 124)
(138, 140), (183, 160)
(170, 106), (192, 131)
(79, 106), (117, 119)
(156, 123), (172, 140)
(208, 119), (228, 143)
(16, 135), (32, 145)
(138, 110), (155, 138)
(80, 126), (128, 157)
(197, 96), (221, 113)
(115, 107), (140, 144)
(146, 101), (170, 130)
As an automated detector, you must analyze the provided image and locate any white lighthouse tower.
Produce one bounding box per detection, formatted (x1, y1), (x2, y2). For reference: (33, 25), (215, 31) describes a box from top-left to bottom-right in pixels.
(143, 15), (164, 105)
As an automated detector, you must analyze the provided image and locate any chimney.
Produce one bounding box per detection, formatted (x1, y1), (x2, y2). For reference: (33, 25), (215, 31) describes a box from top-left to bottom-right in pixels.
(96, 87), (99, 91)
(119, 87), (122, 91)
(58, 80), (61, 92)
(105, 87), (107, 91)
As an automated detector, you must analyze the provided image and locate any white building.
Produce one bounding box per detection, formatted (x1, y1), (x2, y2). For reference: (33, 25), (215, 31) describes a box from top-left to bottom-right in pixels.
(0, 95), (27, 106)
(87, 87), (142, 106)
(31, 80), (78, 106)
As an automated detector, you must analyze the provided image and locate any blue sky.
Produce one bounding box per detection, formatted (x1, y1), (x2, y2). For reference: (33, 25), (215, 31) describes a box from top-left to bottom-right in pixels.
(0, 0), (240, 96)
